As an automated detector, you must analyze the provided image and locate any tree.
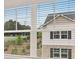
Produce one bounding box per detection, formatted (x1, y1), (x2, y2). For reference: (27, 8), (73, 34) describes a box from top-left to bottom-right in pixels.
(4, 19), (31, 30)
(4, 20), (16, 30)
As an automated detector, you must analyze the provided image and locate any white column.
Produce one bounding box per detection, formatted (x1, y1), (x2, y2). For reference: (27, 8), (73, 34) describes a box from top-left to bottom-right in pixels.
(30, 3), (37, 57)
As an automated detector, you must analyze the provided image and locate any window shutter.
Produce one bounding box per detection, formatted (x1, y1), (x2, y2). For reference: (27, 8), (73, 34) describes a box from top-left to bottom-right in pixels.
(68, 49), (72, 59)
(68, 31), (71, 39)
(50, 48), (53, 58)
(50, 31), (53, 39)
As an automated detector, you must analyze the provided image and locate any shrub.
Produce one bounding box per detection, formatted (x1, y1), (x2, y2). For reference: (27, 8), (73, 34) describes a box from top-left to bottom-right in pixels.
(15, 35), (24, 45)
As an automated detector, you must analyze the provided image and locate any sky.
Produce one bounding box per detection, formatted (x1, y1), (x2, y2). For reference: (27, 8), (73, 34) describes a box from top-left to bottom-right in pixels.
(4, 0), (75, 28)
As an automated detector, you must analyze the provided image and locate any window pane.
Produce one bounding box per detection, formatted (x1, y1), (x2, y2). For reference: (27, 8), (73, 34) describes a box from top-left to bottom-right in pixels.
(4, 32), (30, 56)
(54, 48), (60, 57)
(54, 31), (60, 39)
(4, 9), (16, 30)
(54, 35), (60, 39)
(61, 54), (67, 58)
(61, 35), (67, 39)
(17, 7), (31, 30)
(61, 49), (67, 58)
(61, 31), (67, 39)
(61, 31), (67, 34)
(37, 0), (75, 28)
(54, 31), (59, 34)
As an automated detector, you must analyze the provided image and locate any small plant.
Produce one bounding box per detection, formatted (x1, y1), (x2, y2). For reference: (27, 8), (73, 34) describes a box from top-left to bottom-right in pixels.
(11, 48), (17, 54)
(15, 35), (24, 45)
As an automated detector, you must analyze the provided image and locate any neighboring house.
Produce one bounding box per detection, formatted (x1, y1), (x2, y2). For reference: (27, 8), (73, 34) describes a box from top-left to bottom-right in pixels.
(40, 11), (75, 59)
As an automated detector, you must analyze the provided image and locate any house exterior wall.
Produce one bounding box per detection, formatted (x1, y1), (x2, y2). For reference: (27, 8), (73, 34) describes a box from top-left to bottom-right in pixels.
(42, 45), (75, 59)
(42, 17), (75, 46)
(42, 16), (75, 59)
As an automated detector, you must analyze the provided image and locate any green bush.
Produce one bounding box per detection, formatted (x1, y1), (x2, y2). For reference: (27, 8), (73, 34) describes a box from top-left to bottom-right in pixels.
(15, 35), (24, 45)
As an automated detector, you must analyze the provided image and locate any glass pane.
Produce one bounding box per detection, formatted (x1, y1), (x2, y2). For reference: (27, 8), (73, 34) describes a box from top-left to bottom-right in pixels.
(61, 54), (67, 58)
(4, 32), (30, 56)
(54, 31), (59, 34)
(4, 9), (16, 30)
(37, 0), (75, 28)
(17, 7), (31, 30)
(61, 49), (67, 58)
(61, 35), (67, 39)
(61, 31), (67, 34)
(37, 32), (42, 57)
(54, 48), (60, 57)
(54, 35), (60, 39)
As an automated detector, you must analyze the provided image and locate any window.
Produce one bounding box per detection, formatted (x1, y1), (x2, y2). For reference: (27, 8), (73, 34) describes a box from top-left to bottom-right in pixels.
(61, 49), (68, 58)
(50, 31), (71, 39)
(54, 48), (60, 57)
(61, 31), (67, 39)
(50, 48), (60, 58)
(61, 31), (71, 39)
(54, 31), (60, 39)
(37, 0), (75, 28)
(50, 31), (60, 39)
(50, 48), (72, 59)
